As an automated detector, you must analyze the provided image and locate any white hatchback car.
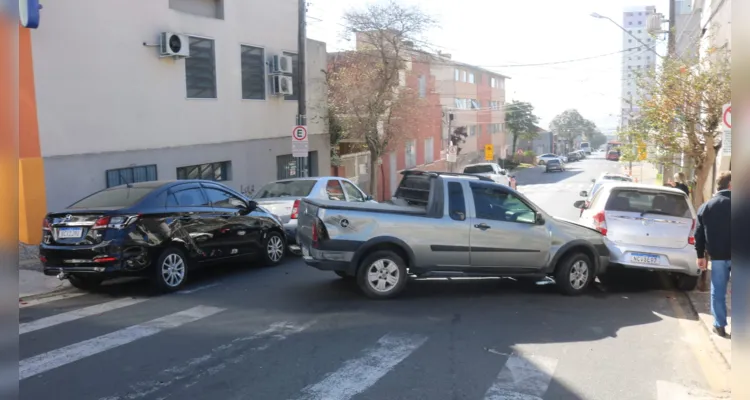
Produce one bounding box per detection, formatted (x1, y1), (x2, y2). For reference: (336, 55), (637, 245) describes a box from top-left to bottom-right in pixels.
(574, 182), (700, 290)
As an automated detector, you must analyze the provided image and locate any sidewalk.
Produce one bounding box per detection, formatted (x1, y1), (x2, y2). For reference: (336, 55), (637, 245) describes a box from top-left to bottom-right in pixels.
(622, 161), (659, 185)
(18, 242), (74, 300)
(686, 264), (732, 367)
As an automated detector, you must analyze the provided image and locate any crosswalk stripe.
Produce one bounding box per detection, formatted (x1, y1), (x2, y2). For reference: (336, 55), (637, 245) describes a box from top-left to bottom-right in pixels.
(19, 292), (86, 308)
(293, 332), (428, 400)
(102, 320), (317, 400)
(483, 352), (558, 400)
(20, 297), (148, 335)
(19, 305), (225, 380)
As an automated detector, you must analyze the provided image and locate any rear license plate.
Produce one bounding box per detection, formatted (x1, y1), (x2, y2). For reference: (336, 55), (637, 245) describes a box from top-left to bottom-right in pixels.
(630, 253), (660, 265)
(58, 227), (83, 239)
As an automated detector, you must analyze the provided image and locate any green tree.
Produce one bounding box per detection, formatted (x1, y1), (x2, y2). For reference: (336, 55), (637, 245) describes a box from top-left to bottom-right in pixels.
(625, 45), (730, 207)
(505, 100), (540, 155)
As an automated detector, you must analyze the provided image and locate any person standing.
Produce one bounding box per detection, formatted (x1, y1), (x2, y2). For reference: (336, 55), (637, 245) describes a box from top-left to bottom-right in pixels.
(694, 171), (731, 337)
(673, 172), (690, 196)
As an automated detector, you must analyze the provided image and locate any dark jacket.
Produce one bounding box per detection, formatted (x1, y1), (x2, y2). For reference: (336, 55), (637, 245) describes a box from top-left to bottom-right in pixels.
(694, 190), (731, 260)
(675, 183), (690, 196)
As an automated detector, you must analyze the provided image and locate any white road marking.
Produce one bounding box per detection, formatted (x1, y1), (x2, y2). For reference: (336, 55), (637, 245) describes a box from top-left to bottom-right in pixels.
(656, 380), (730, 399)
(294, 332), (428, 400)
(177, 282), (220, 294)
(19, 292), (86, 308)
(20, 297), (147, 335)
(483, 352), (558, 400)
(100, 319), (317, 400)
(19, 305), (225, 380)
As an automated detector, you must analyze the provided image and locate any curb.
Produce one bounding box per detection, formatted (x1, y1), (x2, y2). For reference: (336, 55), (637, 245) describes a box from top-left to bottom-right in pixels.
(684, 289), (732, 368)
(19, 282), (76, 302)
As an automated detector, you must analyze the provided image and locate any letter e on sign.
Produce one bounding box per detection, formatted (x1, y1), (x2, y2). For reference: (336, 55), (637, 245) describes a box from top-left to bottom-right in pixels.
(291, 125), (309, 158)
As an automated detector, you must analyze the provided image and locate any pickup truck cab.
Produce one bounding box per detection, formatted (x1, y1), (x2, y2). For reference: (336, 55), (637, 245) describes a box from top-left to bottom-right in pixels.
(296, 171), (610, 299)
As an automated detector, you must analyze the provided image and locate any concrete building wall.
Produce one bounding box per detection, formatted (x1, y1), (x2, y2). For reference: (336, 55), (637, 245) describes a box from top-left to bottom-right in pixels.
(29, 0), (330, 212)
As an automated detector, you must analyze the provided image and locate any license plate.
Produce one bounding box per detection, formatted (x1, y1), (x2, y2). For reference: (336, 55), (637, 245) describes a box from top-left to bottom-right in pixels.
(630, 253), (660, 265)
(58, 227), (83, 239)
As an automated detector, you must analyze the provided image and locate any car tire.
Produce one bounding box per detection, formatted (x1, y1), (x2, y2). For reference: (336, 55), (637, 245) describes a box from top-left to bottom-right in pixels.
(675, 274), (699, 291)
(335, 271), (354, 280)
(262, 231), (286, 266)
(68, 274), (104, 291)
(555, 252), (594, 296)
(357, 250), (408, 299)
(153, 247), (189, 292)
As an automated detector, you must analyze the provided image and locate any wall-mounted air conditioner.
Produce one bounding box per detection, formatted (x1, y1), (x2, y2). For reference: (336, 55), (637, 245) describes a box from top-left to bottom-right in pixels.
(271, 75), (293, 95)
(159, 32), (190, 58)
(271, 55), (293, 74)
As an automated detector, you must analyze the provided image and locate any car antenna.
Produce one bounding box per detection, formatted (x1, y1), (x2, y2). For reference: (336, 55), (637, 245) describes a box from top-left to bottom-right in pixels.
(118, 170), (134, 188)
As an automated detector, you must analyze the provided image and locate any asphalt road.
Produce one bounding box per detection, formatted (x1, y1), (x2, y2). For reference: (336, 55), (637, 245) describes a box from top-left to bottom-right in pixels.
(19, 152), (730, 400)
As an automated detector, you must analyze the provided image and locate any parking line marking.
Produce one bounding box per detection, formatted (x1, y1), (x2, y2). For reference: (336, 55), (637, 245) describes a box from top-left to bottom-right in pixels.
(20, 297), (148, 335)
(19, 305), (225, 380)
(294, 332), (428, 400)
(483, 352), (558, 400)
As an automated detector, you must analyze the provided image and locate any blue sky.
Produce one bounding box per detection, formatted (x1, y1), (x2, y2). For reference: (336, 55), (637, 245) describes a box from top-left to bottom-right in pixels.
(307, 0), (670, 133)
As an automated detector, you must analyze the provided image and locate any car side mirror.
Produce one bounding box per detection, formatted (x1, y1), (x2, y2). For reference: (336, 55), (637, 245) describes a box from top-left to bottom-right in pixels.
(579, 190), (588, 197)
(246, 200), (258, 210)
(573, 200), (587, 209)
(535, 212), (545, 225)
(364, 195), (374, 201)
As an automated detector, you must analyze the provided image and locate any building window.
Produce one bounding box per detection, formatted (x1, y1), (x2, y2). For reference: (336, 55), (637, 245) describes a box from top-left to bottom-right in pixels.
(177, 161), (231, 181)
(424, 137), (434, 163)
(240, 45), (265, 100)
(405, 140), (416, 168)
(169, 0), (224, 19)
(468, 72), (475, 84)
(461, 70), (467, 82)
(418, 74), (426, 98)
(454, 69), (460, 81)
(185, 36), (217, 99)
(276, 152), (318, 179)
(628, 39), (632, 43)
(470, 99), (480, 109)
(282, 52), (299, 101)
(106, 165), (157, 188)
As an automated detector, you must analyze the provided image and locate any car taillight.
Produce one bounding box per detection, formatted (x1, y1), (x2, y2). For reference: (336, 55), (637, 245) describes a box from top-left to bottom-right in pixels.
(688, 218), (696, 245)
(92, 216), (110, 229)
(593, 211), (607, 236)
(291, 199), (300, 219)
(42, 217), (51, 231)
(311, 219), (319, 248)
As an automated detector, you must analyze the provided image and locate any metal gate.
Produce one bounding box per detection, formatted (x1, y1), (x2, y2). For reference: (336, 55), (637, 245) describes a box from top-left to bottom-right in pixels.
(277, 151), (318, 180)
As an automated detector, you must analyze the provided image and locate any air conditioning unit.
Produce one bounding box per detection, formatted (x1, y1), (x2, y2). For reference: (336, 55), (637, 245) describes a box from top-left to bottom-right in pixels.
(159, 32), (190, 58)
(271, 55), (293, 74)
(272, 75), (294, 95)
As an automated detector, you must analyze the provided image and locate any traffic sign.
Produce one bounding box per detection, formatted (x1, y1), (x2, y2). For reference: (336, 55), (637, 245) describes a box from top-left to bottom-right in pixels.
(722, 104), (731, 130)
(446, 145), (457, 163)
(292, 125), (308, 158)
(484, 144), (494, 161)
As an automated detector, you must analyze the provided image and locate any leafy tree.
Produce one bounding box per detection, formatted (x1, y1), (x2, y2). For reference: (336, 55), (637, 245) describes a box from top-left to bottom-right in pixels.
(450, 126), (468, 154)
(327, 1), (435, 196)
(624, 45), (730, 207)
(505, 100), (540, 155)
(550, 109), (584, 151)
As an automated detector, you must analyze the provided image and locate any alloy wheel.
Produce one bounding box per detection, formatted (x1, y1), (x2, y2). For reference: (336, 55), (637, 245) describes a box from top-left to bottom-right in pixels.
(569, 260), (589, 290)
(267, 235), (284, 263)
(366, 259), (400, 293)
(161, 253), (186, 287)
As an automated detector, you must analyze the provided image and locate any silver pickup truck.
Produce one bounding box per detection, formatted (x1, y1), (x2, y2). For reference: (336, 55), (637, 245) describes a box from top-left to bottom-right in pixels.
(296, 171), (610, 299)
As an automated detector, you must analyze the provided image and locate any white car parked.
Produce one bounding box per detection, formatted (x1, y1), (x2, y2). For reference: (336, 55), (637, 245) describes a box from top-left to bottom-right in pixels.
(462, 163), (512, 187)
(573, 182), (700, 290)
(537, 153), (565, 165)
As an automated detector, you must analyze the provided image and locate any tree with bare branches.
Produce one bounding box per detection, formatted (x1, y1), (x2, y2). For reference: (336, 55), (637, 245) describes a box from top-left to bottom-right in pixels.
(326, 1), (435, 196)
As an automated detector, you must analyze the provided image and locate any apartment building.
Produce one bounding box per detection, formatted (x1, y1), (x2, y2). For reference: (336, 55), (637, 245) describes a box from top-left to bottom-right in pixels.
(16, 0), (330, 243)
(620, 6), (658, 129)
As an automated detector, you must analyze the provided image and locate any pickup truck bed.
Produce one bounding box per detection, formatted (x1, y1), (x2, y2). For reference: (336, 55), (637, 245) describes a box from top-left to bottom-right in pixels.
(296, 170), (609, 299)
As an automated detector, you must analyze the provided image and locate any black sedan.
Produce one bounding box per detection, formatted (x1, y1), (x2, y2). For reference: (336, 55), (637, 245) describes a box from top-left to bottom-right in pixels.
(39, 180), (287, 292)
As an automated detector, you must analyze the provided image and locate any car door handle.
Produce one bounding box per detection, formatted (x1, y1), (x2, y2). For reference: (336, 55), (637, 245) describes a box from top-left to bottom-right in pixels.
(474, 223), (490, 230)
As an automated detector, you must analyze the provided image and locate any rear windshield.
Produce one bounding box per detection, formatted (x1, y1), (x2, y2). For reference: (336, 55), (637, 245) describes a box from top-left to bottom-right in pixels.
(605, 189), (691, 218)
(254, 180), (316, 198)
(547, 159), (560, 164)
(395, 175), (431, 204)
(68, 187), (153, 209)
(463, 165), (494, 174)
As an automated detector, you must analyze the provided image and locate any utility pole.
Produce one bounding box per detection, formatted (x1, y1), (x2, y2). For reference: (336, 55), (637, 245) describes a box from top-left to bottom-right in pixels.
(628, 94), (634, 175)
(667, 0), (677, 56)
(447, 112), (454, 173)
(297, 0), (308, 176)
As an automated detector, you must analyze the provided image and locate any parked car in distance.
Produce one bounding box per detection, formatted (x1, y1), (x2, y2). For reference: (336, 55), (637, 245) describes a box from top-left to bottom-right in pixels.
(573, 182), (700, 290)
(462, 163), (512, 188)
(536, 153), (563, 165)
(577, 174), (635, 217)
(545, 158), (565, 172)
(607, 150), (621, 161)
(252, 177), (374, 254)
(296, 170), (610, 299)
(39, 180), (287, 292)
(567, 152), (582, 162)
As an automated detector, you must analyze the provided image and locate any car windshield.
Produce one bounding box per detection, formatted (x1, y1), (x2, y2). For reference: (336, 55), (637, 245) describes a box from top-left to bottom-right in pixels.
(464, 165), (494, 174)
(68, 187), (153, 209)
(605, 189), (691, 218)
(254, 180), (316, 198)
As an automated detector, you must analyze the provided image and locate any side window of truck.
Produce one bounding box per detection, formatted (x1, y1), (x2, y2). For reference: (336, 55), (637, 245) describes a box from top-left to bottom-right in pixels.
(326, 180), (346, 201)
(469, 182), (535, 223)
(447, 182), (466, 221)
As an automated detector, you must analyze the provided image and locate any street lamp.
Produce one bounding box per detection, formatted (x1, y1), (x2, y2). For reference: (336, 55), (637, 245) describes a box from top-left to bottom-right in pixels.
(590, 12), (664, 59)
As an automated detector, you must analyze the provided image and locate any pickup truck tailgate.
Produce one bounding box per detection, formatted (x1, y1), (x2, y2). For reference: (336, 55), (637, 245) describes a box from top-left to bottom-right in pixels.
(296, 199), (320, 248)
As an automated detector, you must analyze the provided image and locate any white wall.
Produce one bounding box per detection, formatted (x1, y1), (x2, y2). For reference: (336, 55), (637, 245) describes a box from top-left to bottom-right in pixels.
(31, 0), (316, 157)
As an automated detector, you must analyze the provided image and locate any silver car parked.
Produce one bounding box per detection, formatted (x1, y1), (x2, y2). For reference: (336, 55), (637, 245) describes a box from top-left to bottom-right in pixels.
(252, 177), (374, 254)
(574, 182), (700, 290)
